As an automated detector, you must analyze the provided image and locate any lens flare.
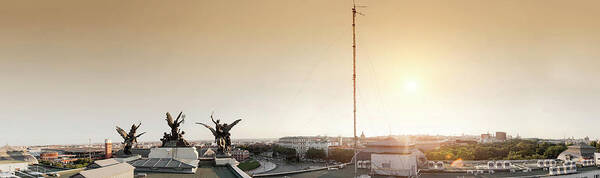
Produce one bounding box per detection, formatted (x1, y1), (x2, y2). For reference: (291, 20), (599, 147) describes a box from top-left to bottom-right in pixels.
(451, 158), (464, 168)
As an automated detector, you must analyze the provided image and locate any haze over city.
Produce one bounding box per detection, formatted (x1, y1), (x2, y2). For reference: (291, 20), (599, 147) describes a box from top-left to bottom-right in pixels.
(3, 0), (600, 146)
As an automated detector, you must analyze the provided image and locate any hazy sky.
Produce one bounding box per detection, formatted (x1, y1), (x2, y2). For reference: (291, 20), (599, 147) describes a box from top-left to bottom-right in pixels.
(2, 0), (600, 146)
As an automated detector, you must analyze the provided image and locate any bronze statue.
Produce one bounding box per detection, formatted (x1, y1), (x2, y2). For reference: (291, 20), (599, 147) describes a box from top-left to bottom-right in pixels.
(196, 113), (241, 155)
(160, 112), (191, 147)
(116, 123), (145, 155)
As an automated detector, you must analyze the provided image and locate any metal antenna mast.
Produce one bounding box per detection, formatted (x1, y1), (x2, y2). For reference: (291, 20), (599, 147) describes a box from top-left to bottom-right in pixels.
(352, 0), (358, 176)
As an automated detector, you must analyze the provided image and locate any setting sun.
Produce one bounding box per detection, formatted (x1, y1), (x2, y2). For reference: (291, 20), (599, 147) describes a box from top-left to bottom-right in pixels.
(404, 81), (418, 92)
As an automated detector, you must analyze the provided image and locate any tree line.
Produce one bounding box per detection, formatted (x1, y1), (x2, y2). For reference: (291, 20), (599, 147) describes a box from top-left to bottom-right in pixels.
(425, 139), (571, 160)
(238, 143), (353, 163)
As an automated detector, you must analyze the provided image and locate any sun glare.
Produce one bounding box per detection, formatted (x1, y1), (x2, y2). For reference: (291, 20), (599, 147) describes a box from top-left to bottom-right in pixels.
(404, 81), (418, 92)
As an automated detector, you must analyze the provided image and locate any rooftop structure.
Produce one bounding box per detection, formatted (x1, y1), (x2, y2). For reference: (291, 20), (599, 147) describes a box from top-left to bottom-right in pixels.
(359, 137), (427, 177)
(129, 158), (198, 174)
(558, 142), (596, 162)
(88, 158), (120, 168)
(104, 139), (112, 159)
(139, 160), (249, 178)
(71, 162), (134, 178)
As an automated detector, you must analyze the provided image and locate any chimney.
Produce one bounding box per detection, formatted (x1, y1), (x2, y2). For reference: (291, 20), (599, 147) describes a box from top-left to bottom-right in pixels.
(104, 139), (112, 159)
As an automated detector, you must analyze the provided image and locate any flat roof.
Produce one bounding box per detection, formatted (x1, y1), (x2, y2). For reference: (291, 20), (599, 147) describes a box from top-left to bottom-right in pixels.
(143, 166), (241, 178)
(76, 163), (134, 177)
(0, 160), (27, 164)
(142, 160), (243, 178)
(130, 158), (196, 168)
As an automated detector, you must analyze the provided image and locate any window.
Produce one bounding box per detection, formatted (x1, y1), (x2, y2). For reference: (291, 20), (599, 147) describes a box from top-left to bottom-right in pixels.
(382, 162), (391, 169)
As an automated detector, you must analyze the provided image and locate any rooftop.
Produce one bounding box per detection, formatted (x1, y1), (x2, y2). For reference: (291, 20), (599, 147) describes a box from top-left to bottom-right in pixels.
(0, 160), (27, 164)
(130, 158), (196, 169)
(92, 158), (120, 167)
(141, 160), (246, 178)
(74, 163), (134, 178)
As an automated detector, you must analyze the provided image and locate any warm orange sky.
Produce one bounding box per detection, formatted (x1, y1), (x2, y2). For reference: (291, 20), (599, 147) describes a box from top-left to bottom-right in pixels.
(2, 0), (600, 145)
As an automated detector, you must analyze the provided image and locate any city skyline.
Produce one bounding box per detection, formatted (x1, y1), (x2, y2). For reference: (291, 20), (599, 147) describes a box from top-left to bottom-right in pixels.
(3, 0), (600, 146)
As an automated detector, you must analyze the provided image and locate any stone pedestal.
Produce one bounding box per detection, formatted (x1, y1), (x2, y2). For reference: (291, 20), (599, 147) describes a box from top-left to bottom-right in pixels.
(215, 157), (239, 166)
(148, 147), (199, 161)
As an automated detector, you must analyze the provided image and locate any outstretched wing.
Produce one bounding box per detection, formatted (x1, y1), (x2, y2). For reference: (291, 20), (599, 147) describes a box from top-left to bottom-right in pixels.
(166, 112), (174, 126)
(133, 132), (146, 143)
(196, 122), (217, 136)
(225, 119), (242, 131)
(116, 126), (128, 139)
(135, 132), (146, 138)
(176, 112), (185, 125)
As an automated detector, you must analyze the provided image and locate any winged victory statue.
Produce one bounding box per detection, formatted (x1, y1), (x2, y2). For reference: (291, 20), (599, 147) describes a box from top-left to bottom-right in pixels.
(160, 111), (192, 147)
(116, 123), (146, 155)
(196, 113), (241, 155)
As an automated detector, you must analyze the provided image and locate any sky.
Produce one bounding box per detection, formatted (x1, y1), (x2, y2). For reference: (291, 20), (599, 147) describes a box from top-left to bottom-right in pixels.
(2, 0), (600, 146)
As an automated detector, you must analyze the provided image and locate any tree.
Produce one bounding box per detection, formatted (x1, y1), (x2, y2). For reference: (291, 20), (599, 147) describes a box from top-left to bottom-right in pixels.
(73, 158), (93, 166)
(328, 148), (354, 163)
(544, 145), (567, 159)
(238, 143), (271, 155)
(273, 145), (298, 161)
(425, 139), (567, 161)
(306, 148), (326, 160)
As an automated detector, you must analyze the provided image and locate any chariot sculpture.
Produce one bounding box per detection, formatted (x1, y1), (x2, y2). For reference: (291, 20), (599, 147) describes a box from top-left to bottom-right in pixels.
(160, 112), (192, 147)
(196, 113), (241, 156)
(116, 123), (146, 155)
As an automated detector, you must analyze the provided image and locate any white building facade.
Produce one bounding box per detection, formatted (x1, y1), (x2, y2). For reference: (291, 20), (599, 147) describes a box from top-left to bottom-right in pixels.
(277, 136), (331, 157)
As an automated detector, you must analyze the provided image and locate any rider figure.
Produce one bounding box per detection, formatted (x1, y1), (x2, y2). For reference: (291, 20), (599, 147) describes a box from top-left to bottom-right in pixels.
(212, 117), (224, 144)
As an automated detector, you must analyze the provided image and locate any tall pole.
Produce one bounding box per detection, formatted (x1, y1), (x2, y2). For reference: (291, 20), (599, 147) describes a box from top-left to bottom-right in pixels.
(352, 1), (358, 177)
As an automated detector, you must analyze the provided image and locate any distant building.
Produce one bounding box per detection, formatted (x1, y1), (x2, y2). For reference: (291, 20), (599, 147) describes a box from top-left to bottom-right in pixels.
(70, 162), (134, 178)
(231, 149), (249, 161)
(360, 132), (366, 143)
(480, 133), (491, 143)
(277, 136), (331, 158)
(564, 137), (591, 145)
(40, 152), (59, 160)
(496, 132), (507, 141)
(558, 143), (596, 162)
(479, 132), (508, 143)
(104, 139), (112, 159)
(45, 147), (106, 159)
